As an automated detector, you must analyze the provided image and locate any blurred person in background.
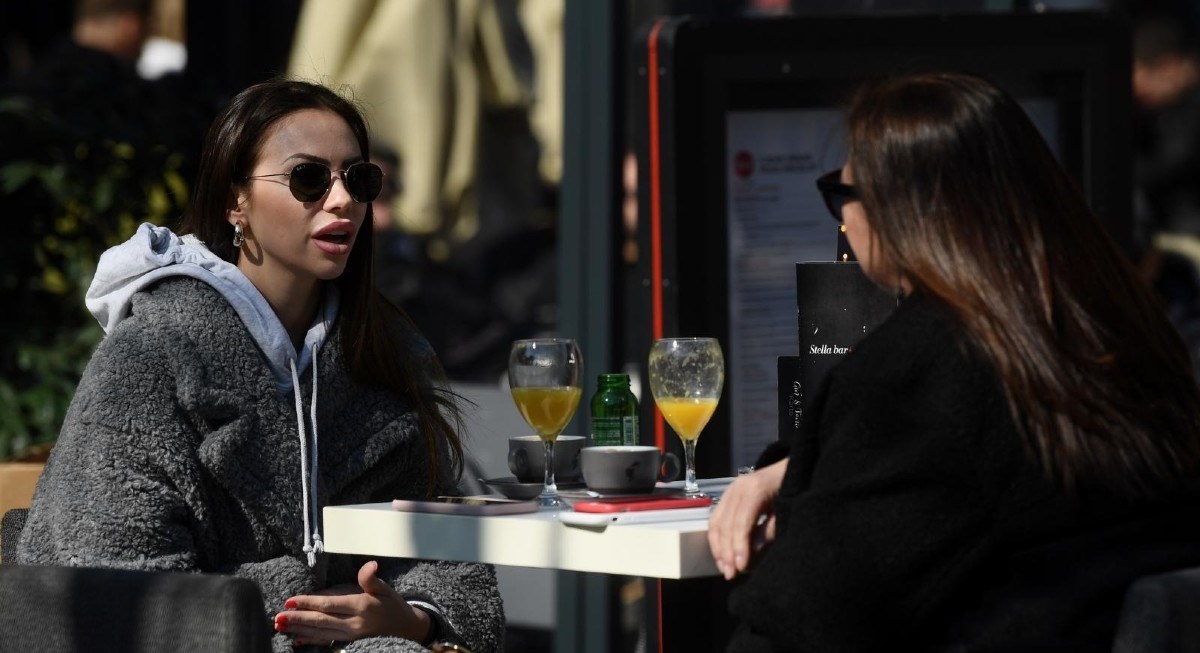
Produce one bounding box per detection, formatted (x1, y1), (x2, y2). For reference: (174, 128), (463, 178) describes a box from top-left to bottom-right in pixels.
(0, 0), (215, 461)
(1131, 1), (1200, 373)
(2, 0), (207, 147)
(288, 0), (561, 382)
(71, 0), (150, 62)
(372, 143), (425, 317)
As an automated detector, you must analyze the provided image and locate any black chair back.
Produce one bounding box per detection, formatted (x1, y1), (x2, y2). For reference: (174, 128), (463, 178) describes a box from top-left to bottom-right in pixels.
(1113, 566), (1200, 653)
(0, 508), (27, 564)
(0, 565), (272, 652)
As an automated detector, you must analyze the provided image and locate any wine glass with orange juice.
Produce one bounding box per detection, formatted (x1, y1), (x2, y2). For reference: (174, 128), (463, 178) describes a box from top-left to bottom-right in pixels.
(648, 338), (724, 497)
(508, 339), (583, 508)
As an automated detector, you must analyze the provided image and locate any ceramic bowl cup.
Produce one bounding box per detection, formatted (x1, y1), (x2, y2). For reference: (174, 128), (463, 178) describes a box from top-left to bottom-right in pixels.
(580, 446), (680, 494)
(507, 435), (585, 483)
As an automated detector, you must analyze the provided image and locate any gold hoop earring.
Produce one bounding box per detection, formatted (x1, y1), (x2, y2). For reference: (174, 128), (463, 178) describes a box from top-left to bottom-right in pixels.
(233, 223), (245, 248)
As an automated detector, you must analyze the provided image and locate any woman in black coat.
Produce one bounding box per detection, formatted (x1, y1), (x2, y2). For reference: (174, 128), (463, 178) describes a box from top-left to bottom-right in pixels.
(709, 71), (1200, 652)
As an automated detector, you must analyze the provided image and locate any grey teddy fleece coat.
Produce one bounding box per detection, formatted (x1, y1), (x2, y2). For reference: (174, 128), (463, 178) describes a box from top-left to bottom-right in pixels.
(17, 235), (504, 652)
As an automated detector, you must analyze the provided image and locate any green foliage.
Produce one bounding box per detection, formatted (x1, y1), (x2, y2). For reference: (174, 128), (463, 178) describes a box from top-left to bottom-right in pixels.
(0, 95), (190, 461)
(0, 325), (103, 460)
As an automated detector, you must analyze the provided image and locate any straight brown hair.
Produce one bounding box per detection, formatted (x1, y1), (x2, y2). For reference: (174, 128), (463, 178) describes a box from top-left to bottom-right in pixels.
(847, 72), (1200, 497)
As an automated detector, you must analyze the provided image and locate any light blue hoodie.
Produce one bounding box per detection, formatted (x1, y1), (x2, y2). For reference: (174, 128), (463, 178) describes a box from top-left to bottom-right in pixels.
(86, 222), (338, 565)
(87, 222), (337, 394)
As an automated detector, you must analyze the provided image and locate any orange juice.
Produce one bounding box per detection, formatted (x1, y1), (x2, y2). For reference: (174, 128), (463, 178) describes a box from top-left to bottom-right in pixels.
(655, 397), (718, 441)
(511, 386), (582, 440)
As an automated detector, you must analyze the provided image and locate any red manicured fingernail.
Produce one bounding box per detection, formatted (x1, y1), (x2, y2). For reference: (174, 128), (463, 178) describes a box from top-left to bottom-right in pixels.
(284, 599), (298, 609)
(275, 615), (289, 625)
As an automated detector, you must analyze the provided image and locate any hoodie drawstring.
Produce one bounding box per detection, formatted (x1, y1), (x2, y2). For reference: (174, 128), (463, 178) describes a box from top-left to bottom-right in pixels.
(309, 345), (323, 559)
(292, 344), (323, 568)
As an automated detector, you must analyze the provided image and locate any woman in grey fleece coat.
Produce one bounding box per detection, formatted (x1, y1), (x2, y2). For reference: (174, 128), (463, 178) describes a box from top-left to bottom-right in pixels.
(16, 79), (505, 652)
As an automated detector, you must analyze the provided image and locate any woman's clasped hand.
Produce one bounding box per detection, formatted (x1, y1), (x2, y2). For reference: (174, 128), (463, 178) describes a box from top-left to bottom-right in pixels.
(707, 459), (786, 580)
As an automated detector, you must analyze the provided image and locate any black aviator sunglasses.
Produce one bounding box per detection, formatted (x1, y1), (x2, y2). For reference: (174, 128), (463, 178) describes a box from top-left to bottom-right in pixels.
(245, 161), (385, 204)
(816, 169), (859, 223)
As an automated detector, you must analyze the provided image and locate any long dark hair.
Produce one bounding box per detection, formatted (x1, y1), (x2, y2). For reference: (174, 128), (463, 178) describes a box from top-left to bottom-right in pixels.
(180, 79), (464, 491)
(847, 71), (1200, 497)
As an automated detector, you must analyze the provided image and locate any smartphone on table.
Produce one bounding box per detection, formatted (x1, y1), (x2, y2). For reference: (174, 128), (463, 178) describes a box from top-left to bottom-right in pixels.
(391, 496), (538, 516)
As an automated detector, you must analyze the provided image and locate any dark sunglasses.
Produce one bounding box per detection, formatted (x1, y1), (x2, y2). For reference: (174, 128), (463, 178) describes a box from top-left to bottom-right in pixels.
(816, 169), (859, 223)
(245, 161), (384, 203)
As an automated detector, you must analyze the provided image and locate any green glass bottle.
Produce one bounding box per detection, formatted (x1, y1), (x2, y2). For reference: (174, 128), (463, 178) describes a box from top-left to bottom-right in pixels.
(589, 373), (639, 446)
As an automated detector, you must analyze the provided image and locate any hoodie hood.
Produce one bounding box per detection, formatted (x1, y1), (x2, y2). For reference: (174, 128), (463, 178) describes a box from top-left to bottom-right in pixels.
(86, 222), (338, 393)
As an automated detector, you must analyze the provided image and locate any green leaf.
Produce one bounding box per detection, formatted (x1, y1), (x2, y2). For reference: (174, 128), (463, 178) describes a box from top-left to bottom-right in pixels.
(93, 176), (114, 212)
(0, 161), (41, 193)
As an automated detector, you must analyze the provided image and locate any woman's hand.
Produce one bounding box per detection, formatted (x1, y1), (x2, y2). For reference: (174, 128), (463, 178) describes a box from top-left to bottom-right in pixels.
(275, 560), (431, 645)
(708, 458), (788, 580)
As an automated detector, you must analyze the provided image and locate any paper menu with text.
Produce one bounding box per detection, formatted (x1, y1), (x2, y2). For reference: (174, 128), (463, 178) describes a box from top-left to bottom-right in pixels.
(725, 108), (844, 468)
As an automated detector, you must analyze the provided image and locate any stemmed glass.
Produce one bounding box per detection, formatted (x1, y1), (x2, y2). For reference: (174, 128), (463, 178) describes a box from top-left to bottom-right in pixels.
(508, 339), (583, 509)
(647, 338), (724, 497)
